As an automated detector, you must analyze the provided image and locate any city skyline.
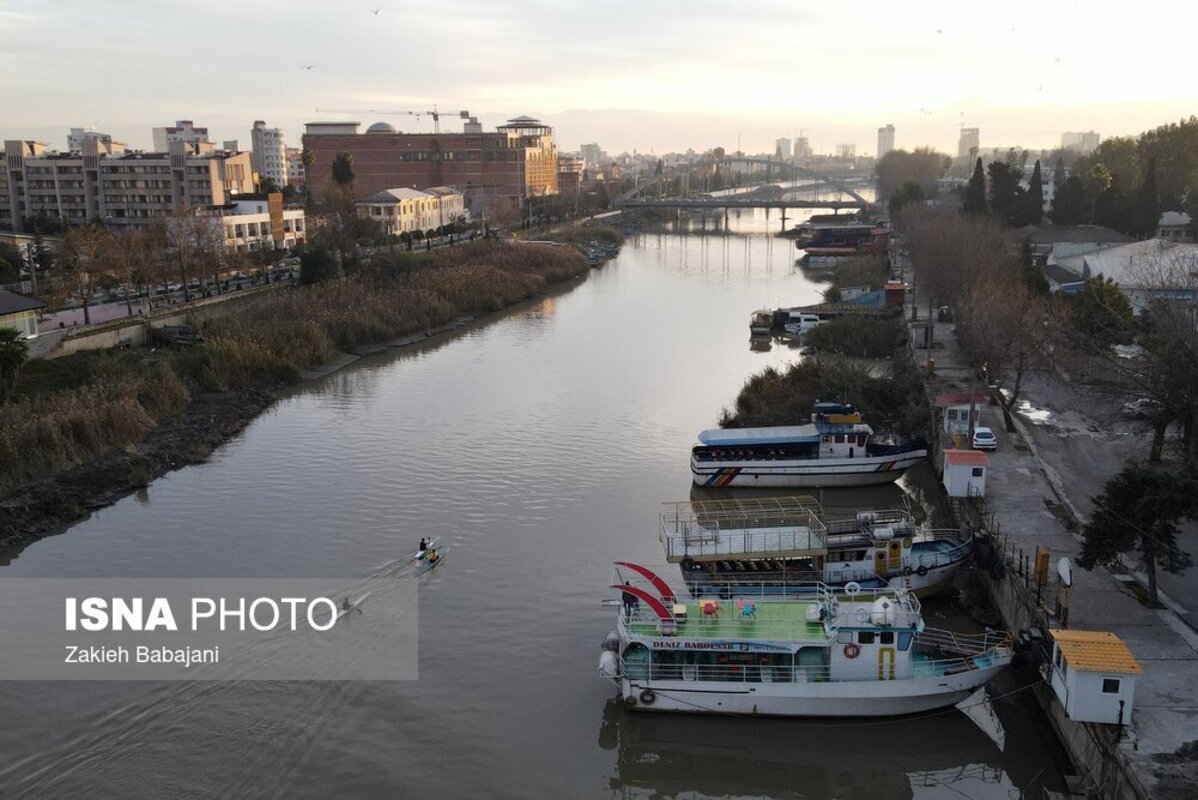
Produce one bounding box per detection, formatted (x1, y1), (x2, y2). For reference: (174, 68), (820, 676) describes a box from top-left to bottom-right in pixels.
(1, 1), (1194, 155)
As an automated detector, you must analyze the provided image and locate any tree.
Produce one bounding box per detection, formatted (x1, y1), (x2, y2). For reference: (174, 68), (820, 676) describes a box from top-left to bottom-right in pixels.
(888, 180), (925, 217)
(59, 224), (113, 324)
(331, 152), (355, 187)
(299, 243), (338, 284)
(1079, 465), (1198, 607)
(962, 158), (987, 216)
(1062, 276), (1134, 347)
(1049, 176), (1088, 225)
(0, 327), (29, 400)
(0, 257), (16, 283)
(259, 175), (282, 195)
(1084, 164), (1113, 224)
(986, 161), (1025, 225)
(1093, 176), (1135, 235)
(1131, 157), (1160, 238)
(1022, 160), (1044, 226)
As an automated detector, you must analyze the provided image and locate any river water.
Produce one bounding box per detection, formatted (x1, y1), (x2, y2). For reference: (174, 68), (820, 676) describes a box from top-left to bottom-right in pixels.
(0, 206), (1070, 798)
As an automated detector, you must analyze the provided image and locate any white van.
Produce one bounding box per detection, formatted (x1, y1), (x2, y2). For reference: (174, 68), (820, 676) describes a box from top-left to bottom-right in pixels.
(783, 312), (826, 336)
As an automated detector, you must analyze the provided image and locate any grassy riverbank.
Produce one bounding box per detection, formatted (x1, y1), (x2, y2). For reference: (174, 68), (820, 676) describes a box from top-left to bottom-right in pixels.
(0, 242), (588, 513)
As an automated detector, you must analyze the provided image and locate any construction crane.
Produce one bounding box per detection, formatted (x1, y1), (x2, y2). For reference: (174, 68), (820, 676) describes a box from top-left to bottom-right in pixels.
(313, 105), (470, 134)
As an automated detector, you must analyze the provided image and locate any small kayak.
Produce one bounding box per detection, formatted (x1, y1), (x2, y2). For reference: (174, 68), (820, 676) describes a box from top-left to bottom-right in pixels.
(411, 537), (441, 563)
(414, 548), (447, 575)
(335, 592), (371, 622)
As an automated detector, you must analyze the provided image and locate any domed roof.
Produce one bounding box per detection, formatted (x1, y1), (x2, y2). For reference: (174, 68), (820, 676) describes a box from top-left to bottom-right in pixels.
(366, 121), (397, 134)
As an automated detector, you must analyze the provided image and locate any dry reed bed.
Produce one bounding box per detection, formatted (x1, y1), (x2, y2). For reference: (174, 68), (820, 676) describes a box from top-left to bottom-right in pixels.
(0, 243), (588, 493)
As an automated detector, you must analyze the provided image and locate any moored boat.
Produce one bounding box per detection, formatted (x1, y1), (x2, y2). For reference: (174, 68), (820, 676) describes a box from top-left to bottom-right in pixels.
(749, 308), (774, 336)
(690, 402), (928, 488)
(659, 498), (972, 598)
(599, 563), (1012, 718)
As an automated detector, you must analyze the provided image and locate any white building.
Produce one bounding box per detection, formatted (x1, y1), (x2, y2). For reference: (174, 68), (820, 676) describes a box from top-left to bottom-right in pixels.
(1053, 238), (1198, 311)
(355, 187), (467, 237)
(1048, 629), (1140, 725)
(201, 194), (305, 252)
(1158, 210), (1194, 243)
(1061, 131), (1100, 155)
(877, 125), (895, 157)
(67, 128), (121, 153)
(251, 121), (288, 189)
(0, 289), (45, 338)
(152, 120), (210, 153)
(834, 143), (856, 159)
(775, 137), (792, 160)
(942, 449), (988, 498)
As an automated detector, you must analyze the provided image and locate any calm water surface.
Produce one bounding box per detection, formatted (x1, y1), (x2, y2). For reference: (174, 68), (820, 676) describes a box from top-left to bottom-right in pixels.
(0, 208), (1069, 798)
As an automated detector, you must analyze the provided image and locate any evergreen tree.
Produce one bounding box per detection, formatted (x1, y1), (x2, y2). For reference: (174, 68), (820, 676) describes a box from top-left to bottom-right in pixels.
(1023, 160), (1044, 226)
(1050, 176), (1088, 224)
(963, 158), (987, 216)
(1132, 157), (1160, 238)
(331, 152), (355, 186)
(987, 161), (1024, 225)
(1079, 465), (1198, 607)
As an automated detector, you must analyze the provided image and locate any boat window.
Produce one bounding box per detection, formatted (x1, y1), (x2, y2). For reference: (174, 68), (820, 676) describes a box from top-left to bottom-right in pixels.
(622, 642), (650, 680)
(837, 631), (853, 644)
(897, 632), (912, 651)
(822, 435), (831, 444)
(879, 632), (895, 645)
(857, 631), (875, 644)
(834, 435), (844, 444)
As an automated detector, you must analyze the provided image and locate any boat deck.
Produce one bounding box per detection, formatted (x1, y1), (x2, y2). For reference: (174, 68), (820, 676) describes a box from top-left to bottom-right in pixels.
(625, 599), (829, 643)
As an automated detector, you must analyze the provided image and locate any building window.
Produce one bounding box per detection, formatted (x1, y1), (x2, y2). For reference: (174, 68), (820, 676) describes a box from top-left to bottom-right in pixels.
(971, 467), (984, 478)
(1102, 678), (1121, 694)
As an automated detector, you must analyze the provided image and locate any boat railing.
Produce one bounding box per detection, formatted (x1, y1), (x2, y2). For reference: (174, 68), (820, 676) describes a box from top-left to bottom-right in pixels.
(910, 534), (974, 570)
(660, 522), (828, 561)
(915, 627), (1012, 657)
(620, 649), (1010, 685)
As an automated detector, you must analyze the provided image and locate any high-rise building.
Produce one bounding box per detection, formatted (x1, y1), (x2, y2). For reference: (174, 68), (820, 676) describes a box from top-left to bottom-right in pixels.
(152, 119), (210, 152)
(1061, 131), (1100, 154)
(303, 116), (559, 218)
(794, 136), (812, 159)
(286, 147), (306, 188)
(877, 124), (895, 157)
(835, 143), (857, 159)
(775, 137), (792, 159)
(958, 127), (980, 161)
(580, 143), (605, 166)
(250, 121), (288, 189)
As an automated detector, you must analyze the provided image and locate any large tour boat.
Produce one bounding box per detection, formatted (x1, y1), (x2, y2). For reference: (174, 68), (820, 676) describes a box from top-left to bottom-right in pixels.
(599, 563), (1012, 718)
(794, 221), (890, 257)
(659, 497), (972, 598)
(690, 402), (928, 488)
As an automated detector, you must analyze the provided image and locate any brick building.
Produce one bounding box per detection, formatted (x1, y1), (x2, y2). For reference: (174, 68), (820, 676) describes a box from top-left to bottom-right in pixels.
(302, 116), (558, 220)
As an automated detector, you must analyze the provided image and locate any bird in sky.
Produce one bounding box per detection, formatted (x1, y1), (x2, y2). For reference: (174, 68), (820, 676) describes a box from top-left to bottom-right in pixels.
(935, 29), (943, 34)
(369, 7), (380, 13)
(302, 65), (315, 70)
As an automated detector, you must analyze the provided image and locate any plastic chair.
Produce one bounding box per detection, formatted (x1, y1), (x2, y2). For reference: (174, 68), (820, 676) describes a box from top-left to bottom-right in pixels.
(740, 601), (757, 619)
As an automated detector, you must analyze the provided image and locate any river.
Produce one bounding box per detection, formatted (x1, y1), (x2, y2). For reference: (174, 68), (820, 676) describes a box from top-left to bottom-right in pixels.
(0, 205), (1071, 798)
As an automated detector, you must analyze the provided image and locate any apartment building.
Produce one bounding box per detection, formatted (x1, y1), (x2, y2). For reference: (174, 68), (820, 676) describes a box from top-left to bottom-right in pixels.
(1, 138), (252, 232)
(877, 124), (895, 157)
(286, 147), (306, 188)
(355, 186), (466, 237)
(152, 120), (209, 153)
(303, 116), (558, 219)
(251, 121), (288, 188)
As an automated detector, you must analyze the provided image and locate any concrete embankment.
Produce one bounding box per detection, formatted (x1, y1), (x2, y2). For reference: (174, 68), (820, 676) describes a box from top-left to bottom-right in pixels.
(898, 248), (1198, 799)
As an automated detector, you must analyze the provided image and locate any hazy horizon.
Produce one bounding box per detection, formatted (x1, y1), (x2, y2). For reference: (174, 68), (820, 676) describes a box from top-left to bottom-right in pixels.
(2, 0), (1194, 157)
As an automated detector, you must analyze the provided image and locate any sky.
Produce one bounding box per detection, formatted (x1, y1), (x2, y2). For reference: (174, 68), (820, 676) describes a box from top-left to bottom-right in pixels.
(1, 0), (1195, 157)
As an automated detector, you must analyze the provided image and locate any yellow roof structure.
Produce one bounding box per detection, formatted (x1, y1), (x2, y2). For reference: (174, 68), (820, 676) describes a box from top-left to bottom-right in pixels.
(1049, 629), (1142, 675)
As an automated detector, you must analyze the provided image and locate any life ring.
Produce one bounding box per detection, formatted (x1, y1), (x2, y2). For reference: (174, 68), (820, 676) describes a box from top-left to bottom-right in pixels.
(916, 565), (929, 577)
(843, 644), (861, 659)
(639, 689), (656, 705)
(843, 581), (862, 597)
(855, 607), (870, 623)
(902, 565), (913, 576)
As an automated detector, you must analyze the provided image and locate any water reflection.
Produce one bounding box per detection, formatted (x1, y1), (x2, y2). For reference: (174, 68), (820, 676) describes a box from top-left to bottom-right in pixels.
(599, 697), (1018, 799)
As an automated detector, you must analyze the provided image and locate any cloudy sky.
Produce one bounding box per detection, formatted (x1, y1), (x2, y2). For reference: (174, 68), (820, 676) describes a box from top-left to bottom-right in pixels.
(1, 0), (1194, 156)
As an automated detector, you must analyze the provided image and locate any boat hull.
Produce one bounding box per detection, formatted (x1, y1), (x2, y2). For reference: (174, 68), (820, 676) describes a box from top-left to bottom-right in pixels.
(620, 659), (1008, 718)
(691, 450), (928, 488)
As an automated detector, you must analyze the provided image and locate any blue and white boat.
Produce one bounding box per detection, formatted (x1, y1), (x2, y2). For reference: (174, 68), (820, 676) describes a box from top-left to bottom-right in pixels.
(691, 402), (927, 488)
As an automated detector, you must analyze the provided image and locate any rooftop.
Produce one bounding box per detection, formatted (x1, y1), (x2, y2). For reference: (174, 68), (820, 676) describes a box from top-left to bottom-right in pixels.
(1055, 238), (1198, 287)
(1049, 629), (1142, 674)
(934, 391), (989, 408)
(1012, 225), (1134, 245)
(0, 289), (47, 316)
(944, 449), (989, 467)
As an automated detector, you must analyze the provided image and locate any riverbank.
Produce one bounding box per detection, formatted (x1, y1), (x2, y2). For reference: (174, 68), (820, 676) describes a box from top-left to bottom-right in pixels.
(0, 242), (591, 546)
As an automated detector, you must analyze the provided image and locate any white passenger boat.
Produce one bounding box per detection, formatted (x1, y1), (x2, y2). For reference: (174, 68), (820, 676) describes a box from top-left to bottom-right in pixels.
(690, 402), (927, 488)
(660, 498), (971, 598)
(749, 309), (774, 336)
(599, 563), (1012, 718)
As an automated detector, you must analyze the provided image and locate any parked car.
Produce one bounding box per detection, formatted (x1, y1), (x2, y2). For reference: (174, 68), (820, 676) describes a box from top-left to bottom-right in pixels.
(972, 426), (997, 451)
(1121, 398), (1163, 419)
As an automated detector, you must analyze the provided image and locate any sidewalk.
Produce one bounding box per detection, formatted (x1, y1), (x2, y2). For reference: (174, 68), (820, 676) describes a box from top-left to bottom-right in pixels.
(901, 254), (1198, 797)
